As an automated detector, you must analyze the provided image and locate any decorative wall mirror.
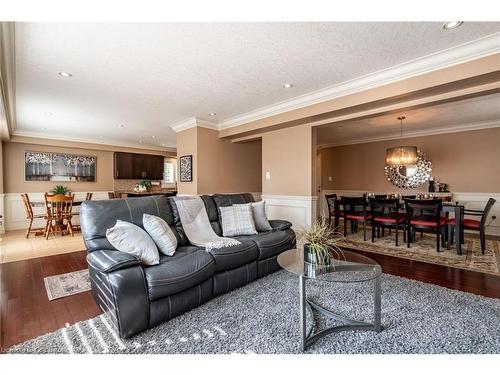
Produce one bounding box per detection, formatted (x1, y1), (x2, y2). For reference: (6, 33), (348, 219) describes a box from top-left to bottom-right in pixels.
(384, 150), (432, 189)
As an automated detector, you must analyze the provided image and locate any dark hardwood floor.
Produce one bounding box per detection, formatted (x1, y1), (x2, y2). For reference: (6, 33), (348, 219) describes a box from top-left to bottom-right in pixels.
(1, 248), (499, 352)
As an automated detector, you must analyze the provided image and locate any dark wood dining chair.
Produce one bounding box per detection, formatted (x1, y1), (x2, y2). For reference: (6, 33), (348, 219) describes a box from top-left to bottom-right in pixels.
(325, 193), (341, 227)
(369, 198), (405, 246)
(447, 198), (496, 254)
(85, 192), (93, 200)
(44, 193), (74, 239)
(341, 196), (371, 240)
(405, 199), (446, 252)
(108, 191), (117, 199)
(21, 193), (47, 238)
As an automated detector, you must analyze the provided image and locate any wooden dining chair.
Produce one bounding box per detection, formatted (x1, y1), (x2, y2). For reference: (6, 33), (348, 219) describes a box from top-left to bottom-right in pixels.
(369, 198), (406, 246)
(21, 193), (47, 238)
(405, 199), (446, 252)
(341, 196), (371, 240)
(447, 198), (496, 254)
(44, 193), (74, 239)
(325, 193), (340, 227)
(85, 192), (93, 200)
(108, 191), (116, 199)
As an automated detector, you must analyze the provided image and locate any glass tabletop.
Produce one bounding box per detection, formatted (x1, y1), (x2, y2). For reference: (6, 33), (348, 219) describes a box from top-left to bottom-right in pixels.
(277, 248), (381, 283)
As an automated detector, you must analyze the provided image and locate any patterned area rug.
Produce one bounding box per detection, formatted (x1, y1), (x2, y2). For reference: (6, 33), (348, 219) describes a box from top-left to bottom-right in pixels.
(43, 269), (91, 300)
(337, 227), (500, 276)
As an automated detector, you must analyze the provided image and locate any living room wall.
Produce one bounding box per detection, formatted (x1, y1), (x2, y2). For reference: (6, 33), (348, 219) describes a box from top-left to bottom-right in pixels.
(318, 127), (500, 193)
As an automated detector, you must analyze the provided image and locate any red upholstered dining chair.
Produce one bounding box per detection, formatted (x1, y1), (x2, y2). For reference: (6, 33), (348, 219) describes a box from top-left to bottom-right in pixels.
(369, 198), (406, 246)
(405, 199), (446, 252)
(447, 198), (496, 254)
(341, 196), (371, 240)
(325, 194), (342, 227)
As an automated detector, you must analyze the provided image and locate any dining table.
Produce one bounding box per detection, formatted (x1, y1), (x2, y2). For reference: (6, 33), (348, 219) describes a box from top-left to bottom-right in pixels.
(332, 198), (464, 255)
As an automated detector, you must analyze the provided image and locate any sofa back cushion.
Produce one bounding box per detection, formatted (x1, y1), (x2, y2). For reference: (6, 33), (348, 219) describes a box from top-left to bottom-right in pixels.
(81, 196), (175, 252)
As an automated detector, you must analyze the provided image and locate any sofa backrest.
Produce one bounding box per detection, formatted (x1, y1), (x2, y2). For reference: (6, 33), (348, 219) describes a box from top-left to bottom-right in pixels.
(81, 196), (176, 252)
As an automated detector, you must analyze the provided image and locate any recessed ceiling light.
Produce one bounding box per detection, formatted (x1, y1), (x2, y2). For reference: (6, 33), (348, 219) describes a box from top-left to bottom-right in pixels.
(283, 83), (293, 88)
(442, 21), (463, 30)
(209, 112), (217, 116)
(151, 135), (156, 139)
(161, 143), (166, 147)
(58, 72), (73, 78)
(99, 135), (104, 139)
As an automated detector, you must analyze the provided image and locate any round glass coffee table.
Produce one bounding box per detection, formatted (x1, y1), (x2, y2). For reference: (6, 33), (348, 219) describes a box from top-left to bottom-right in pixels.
(277, 248), (382, 351)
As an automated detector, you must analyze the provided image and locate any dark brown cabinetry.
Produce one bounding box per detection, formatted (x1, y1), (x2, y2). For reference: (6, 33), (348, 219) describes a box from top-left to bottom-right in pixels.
(114, 152), (164, 180)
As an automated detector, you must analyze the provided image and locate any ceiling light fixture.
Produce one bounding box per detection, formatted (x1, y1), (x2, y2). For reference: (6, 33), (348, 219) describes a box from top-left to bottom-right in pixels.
(151, 135), (156, 139)
(99, 135), (104, 139)
(161, 143), (166, 147)
(442, 21), (463, 30)
(385, 116), (418, 166)
(118, 124), (125, 128)
(58, 72), (73, 78)
(282, 83), (293, 88)
(209, 112), (216, 116)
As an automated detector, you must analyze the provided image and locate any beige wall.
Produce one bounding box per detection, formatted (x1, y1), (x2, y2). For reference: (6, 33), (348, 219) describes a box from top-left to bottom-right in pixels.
(176, 127), (262, 195)
(0, 140), (3, 193)
(197, 127), (261, 194)
(262, 124), (313, 196)
(176, 127), (198, 195)
(319, 127), (500, 193)
(2, 140), (172, 193)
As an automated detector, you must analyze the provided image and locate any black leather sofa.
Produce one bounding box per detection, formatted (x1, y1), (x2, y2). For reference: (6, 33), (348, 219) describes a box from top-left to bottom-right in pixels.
(81, 193), (296, 338)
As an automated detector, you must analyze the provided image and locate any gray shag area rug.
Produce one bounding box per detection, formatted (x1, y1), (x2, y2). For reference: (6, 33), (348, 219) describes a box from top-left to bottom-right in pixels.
(8, 270), (500, 354)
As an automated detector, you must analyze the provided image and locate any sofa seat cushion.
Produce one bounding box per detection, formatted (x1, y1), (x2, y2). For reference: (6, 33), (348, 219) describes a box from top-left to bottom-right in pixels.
(233, 229), (295, 260)
(144, 246), (215, 301)
(209, 241), (259, 272)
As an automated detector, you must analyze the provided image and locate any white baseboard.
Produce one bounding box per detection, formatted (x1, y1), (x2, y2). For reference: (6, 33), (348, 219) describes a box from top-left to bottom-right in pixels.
(319, 189), (500, 236)
(261, 195), (318, 229)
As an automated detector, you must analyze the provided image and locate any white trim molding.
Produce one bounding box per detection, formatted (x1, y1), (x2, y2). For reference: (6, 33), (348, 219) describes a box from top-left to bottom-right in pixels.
(261, 194), (318, 229)
(171, 117), (218, 133)
(319, 189), (500, 237)
(317, 120), (500, 149)
(219, 33), (500, 130)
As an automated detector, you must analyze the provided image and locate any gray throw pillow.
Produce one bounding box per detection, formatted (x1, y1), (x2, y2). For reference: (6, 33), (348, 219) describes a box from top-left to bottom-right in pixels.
(143, 214), (178, 256)
(106, 220), (160, 265)
(247, 201), (273, 232)
(220, 203), (258, 237)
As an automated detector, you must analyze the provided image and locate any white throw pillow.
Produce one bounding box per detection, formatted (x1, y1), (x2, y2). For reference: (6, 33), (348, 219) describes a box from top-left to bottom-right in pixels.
(220, 203), (258, 237)
(236, 201), (272, 232)
(143, 214), (178, 256)
(106, 220), (160, 265)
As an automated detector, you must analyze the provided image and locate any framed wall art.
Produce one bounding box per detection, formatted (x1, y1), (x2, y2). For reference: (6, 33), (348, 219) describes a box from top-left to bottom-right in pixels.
(179, 155), (193, 182)
(25, 151), (97, 182)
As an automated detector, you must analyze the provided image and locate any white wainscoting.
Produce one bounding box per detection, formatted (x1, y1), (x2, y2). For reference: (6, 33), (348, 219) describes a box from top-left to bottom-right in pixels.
(319, 189), (500, 236)
(261, 195), (318, 229)
(2, 191), (110, 233)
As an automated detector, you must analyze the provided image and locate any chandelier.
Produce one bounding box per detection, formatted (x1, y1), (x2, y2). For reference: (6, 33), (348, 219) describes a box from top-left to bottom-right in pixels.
(385, 116), (417, 166)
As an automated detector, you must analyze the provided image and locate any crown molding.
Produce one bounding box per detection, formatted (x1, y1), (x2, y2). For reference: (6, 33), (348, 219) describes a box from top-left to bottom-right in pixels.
(11, 130), (177, 153)
(317, 120), (500, 150)
(219, 33), (500, 130)
(170, 117), (218, 133)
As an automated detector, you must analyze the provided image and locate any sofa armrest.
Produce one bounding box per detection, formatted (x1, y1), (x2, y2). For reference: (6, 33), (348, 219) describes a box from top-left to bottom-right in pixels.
(87, 250), (141, 273)
(269, 219), (293, 231)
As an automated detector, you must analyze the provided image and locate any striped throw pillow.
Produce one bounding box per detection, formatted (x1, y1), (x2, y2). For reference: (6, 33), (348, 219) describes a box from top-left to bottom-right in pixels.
(143, 214), (178, 256)
(219, 203), (258, 237)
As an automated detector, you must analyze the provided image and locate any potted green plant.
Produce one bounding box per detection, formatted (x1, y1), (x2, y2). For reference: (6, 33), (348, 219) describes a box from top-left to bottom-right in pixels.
(299, 218), (343, 265)
(50, 185), (71, 196)
(139, 180), (152, 191)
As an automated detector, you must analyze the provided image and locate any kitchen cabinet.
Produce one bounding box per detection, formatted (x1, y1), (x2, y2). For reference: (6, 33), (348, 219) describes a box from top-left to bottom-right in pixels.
(114, 152), (164, 180)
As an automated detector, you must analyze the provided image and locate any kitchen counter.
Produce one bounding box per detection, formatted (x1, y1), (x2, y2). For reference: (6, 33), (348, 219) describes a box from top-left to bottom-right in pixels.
(116, 190), (177, 197)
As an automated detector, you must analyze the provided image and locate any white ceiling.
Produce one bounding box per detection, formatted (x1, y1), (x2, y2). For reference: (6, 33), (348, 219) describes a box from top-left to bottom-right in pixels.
(14, 22), (500, 148)
(317, 93), (500, 147)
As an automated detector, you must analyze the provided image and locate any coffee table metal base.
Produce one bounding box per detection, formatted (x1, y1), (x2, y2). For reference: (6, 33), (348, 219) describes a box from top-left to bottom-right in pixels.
(299, 275), (382, 351)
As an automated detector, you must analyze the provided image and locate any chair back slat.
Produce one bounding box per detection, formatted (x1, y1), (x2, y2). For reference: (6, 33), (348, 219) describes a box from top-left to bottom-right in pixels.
(405, 199), (442, 226)
(45, 193), (74, 221)
(341, 196), (366, 213)
(85, 192), (93, 201)
(21, 193), (34, 219)
(369, 198), (400, 218)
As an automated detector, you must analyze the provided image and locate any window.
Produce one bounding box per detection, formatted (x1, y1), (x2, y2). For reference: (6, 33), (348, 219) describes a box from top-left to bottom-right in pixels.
(164, 160), (176, 184)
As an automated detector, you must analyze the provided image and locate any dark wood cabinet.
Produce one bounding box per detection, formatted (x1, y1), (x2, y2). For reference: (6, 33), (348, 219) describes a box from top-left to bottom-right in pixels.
(114, 152), (164, 180)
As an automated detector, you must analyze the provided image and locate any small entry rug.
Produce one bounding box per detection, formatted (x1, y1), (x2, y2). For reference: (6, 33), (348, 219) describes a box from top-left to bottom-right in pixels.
(43, 269), (91, 301)
(9, 270), (500, 354)
(337, 227), (500, 276)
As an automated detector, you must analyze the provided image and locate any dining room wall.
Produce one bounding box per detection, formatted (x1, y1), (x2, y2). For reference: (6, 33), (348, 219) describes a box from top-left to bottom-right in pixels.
(319, 127), (500, 193)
